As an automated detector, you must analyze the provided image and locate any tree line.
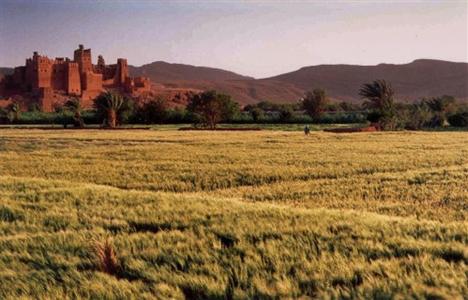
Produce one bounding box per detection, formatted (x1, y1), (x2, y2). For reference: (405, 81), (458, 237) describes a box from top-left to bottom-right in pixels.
(1, 79), (467, 129)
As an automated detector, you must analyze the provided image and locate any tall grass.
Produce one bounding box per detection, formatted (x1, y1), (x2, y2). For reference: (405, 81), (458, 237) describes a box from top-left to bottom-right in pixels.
(0, 129), (466, 298)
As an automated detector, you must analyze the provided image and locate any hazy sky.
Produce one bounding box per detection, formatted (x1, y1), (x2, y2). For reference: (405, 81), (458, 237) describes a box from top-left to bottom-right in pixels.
(0, 0), (467, 78)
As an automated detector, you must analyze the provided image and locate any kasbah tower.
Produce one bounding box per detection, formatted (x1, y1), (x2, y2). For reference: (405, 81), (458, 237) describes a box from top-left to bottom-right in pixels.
(2, 44), (151, 112)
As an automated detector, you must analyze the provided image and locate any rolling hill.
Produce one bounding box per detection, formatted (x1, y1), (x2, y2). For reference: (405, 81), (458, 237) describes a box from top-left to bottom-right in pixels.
(128, 61), (304, 105)
(128, 59), (468, 104)
(2, 59), (467, 105)
(266, 59), (468, 103)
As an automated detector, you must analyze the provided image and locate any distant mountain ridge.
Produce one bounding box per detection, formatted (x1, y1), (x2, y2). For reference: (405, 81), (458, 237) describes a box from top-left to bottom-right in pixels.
(2, 59), (467, 104)
(129, 61), (253, 82)
(266, 59), (468, 102)
(127, 59), (468, 104)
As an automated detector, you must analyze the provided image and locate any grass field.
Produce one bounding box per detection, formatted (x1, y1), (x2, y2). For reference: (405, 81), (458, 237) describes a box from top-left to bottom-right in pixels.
(0, 129), (466, 299)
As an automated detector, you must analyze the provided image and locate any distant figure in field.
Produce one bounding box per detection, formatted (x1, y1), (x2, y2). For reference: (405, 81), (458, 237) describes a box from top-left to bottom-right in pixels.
(304, 125), (310, 135)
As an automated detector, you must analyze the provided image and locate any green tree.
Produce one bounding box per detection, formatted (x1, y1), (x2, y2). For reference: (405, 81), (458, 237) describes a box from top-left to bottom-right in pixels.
(139, 97), (168, 124)
(301, 88), (328, 121)
(425, 95), (456, 127)
(404, 101), (432, 130)
(94, 92), (126, 128)
(359, 80), (396, 130)
(64, 98), (84, 128)
(186, 90), (239, 129)
(448, 111), (468, 127)
(338, 101), (360, 112)
(278, 104), (294, 122)
(249, 107), (264, 122)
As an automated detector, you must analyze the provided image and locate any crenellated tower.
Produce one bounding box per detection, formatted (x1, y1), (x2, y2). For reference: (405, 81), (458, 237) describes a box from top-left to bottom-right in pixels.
(1, 44), (151, 112)
(73, 44), (93, 75)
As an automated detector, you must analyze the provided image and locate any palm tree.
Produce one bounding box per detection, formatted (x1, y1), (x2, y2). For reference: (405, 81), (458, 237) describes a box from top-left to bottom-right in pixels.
(425, 95), (455, 127)
(7, 102), (21, 123)
(64, 98), (84, 128)
(359, 80), (394, 111)
(359, 80), (396, 130)
(94, 92), (124, 128)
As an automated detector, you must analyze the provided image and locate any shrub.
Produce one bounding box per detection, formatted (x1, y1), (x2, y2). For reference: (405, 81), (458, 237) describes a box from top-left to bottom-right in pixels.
(278, 104), (294, 122)
(249, 107), (264, 122)
(448, 111), (468, 127)
(404, 102), (433, 130)
(425, 95), (456, 127)
(138, 97), (169, 124)
(166, 108), (190, 123)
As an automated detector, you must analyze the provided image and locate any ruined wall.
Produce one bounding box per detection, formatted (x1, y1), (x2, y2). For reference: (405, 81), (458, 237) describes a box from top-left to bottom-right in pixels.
(125, 76), (151, 94)
(134, 77), (150, 89)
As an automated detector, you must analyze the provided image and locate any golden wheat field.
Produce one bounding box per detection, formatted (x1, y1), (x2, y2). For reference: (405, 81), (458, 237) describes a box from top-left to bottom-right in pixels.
(0, 128), (467, 299)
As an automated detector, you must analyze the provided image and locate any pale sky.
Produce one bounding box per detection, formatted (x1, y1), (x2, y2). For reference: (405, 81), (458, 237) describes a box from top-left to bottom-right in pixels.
(0, 0), (467, 78)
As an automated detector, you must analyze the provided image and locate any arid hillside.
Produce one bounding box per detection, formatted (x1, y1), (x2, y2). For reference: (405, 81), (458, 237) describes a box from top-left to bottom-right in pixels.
(2, 59), (467, 105)
(128, 61), (303, 105)
(267, 59), (468, 103)
(129, 59), (468, 104)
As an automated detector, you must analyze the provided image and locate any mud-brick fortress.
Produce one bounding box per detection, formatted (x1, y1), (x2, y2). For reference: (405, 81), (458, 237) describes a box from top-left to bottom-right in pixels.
(2, 45), (151, 111)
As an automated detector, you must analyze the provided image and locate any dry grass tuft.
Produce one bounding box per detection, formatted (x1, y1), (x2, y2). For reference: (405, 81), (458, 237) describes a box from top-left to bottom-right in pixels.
(93, 237), (119, 276)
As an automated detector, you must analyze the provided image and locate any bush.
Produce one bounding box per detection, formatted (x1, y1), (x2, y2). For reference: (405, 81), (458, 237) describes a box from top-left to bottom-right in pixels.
(0, 107), (9, 124)
(448, 111), (468, 127)
(278, 105), (294, 122)
(403, 102), (433, 130)
(166, 108), (191, 124)
(249, 107), (264, 122)
(137, 97), (169, 124)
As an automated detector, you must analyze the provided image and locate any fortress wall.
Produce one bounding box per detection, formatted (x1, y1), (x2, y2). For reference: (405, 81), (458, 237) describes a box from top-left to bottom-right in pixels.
(51, 62), (67, 91)
(83, 71), (103, 92)
(25, 59), (36, 90)
(102, 65), (117, 81)
(39, 87), (54, 112)
(37, 57), (53, 89)
(116, 59), (128, 85)
(13, 67), (26, 87)
(66, 62), (81, 95)
(1, 45), (152, 112)
(74, 45), (93, 74)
